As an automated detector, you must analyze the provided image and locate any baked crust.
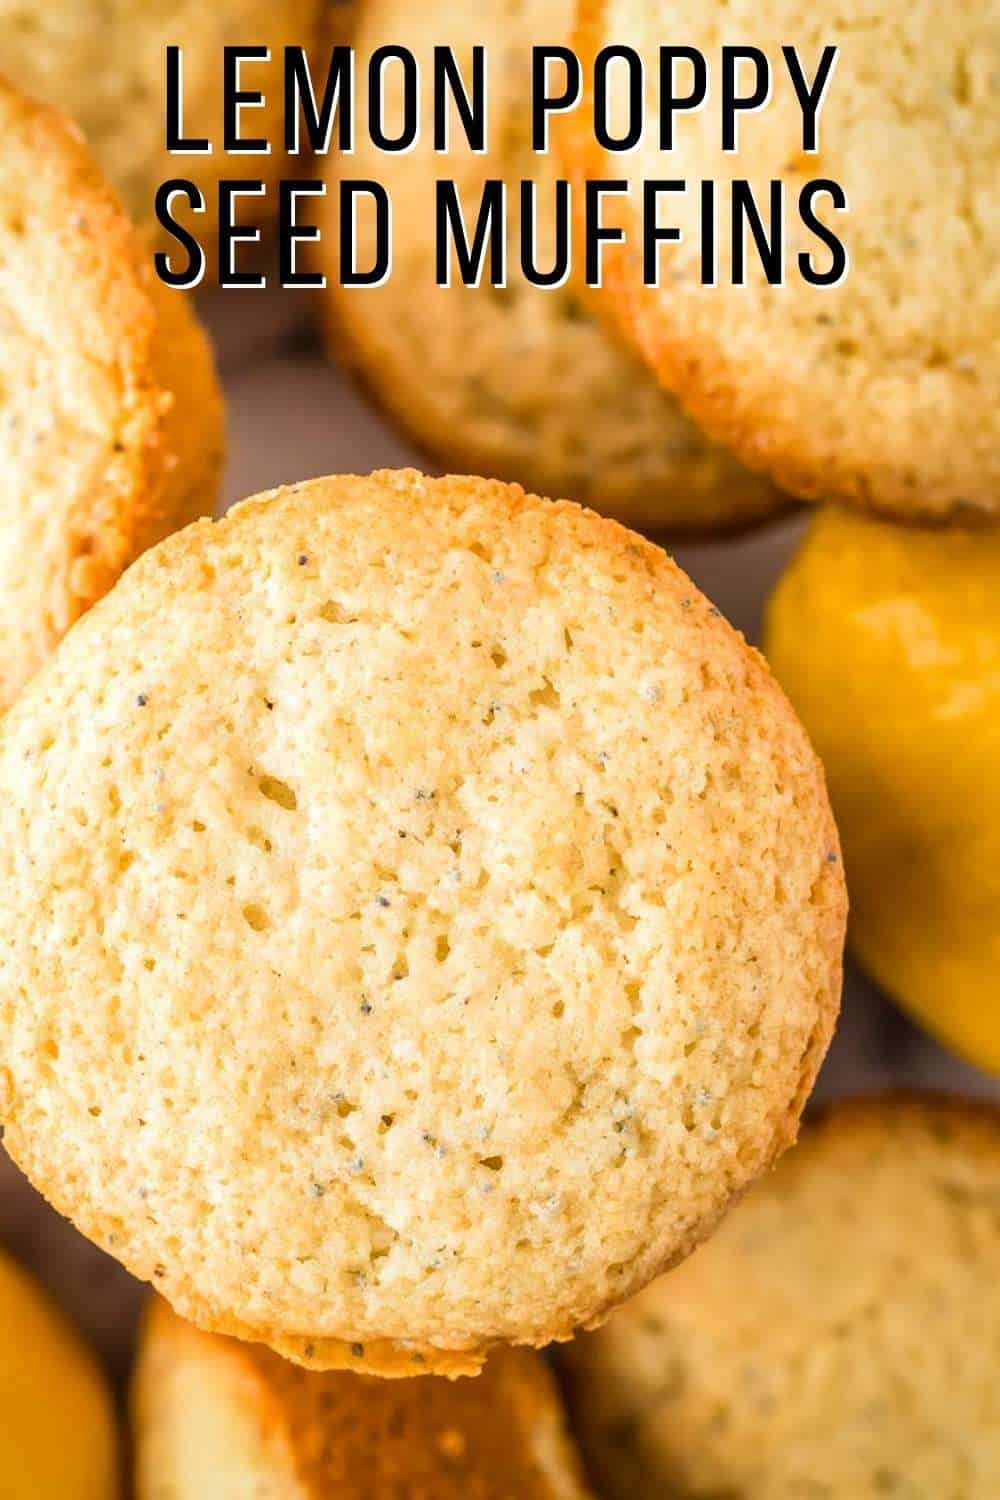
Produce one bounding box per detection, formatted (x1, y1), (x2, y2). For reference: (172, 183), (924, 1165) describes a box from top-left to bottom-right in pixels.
(0, 77), (224, 709)
(134, 1296), (595, 1497)
(0, 2), (323, 248)
(319, 0), (784, 535)
(568, 0), (1000, 522)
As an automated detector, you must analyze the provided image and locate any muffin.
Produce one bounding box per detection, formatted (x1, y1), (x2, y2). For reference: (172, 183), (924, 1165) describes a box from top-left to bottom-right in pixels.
(568, 0), (1000, 520)
(0, 469), (844, 1373)
(320, 0), (784, 534)
(0, 76), (224, 710)
(0, 1), (323, 250)
(134, 1296), (594, 1498)
(564, 1094), (1000, 1498)
(765, 504), (1000, 1073)
(0, 1244), (118, 1498)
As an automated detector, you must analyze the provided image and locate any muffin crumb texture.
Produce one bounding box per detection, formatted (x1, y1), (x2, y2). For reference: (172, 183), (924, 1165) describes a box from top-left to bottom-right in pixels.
(0, 470), (843, 1371)
(0, 77), (223, 710)
(564, 1095), (1000, 1499)
(571, 0), (1000, 519)
(134, 1296), (595, 1498)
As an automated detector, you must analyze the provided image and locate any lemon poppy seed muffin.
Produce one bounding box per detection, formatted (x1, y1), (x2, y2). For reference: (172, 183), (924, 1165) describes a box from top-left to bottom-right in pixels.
(0, 1246), (118, 1498)
(320, 0), (784, 535)
(570, 0), (1000, 521)
(0, 469), (844, 1374)
(134, 1297), (594, 1498)
(563, 1094), (1000, 1499)
(0, 2), (323, 250)
(324, 0), (358, 46)
(0, 77), (224, 710)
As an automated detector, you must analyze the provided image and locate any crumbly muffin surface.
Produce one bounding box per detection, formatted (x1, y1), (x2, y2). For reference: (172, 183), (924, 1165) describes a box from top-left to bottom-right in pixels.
(0, 469), (843, 1371)
(565, 1095), (1000, 1499)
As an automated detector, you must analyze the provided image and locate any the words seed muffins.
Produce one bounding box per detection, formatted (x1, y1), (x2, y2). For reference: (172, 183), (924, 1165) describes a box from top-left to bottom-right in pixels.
(0, 470), (845, 1374)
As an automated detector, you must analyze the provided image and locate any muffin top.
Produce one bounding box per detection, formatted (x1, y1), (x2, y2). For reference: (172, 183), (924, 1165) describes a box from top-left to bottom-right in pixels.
(135, 1297), (594, 1499)
(570, 0), (1000, 520)
(0, 1), (322, 242)
(0, 76), (223, 710)
(565, 1094), (1000, 1499)
(765, 505), (1000, 1072)
(322, 0), (783, 534)
(0, 469), (843, 1373)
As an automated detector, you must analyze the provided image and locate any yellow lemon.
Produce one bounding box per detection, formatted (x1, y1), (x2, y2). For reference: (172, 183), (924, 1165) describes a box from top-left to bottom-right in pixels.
(765, 506), (1000, 1073)
(0, 1246), (118, 1497)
